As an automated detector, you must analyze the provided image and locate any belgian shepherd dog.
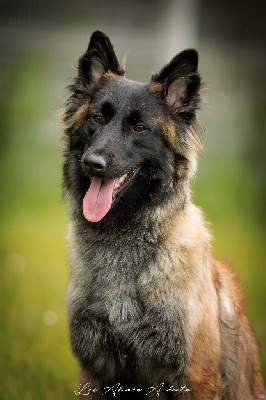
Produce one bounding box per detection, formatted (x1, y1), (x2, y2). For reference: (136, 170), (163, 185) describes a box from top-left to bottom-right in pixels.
(62, 31), (265, 399)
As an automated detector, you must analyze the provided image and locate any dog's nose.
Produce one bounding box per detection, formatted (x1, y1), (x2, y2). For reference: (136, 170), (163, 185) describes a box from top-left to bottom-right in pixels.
(82, 153), (107, 173)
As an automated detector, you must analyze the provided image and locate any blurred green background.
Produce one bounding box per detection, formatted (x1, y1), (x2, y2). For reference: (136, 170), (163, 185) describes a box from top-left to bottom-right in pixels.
(0, 0), (265, 398)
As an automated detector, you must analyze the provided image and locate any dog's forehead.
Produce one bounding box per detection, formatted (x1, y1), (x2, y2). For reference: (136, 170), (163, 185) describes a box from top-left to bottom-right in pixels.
(96, 77), (160, 113)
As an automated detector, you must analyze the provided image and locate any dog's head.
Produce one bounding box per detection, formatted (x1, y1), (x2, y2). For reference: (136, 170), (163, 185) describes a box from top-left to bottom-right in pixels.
(63, 31), (202, 225)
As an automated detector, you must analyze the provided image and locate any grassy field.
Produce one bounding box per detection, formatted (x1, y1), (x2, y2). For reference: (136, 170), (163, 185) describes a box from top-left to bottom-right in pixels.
(0, 57), (265, 399)
(0, 212), (79, 399)
(0, 59), (79, 399)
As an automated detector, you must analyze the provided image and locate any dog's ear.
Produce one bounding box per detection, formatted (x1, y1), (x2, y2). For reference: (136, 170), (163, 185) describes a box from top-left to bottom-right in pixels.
(151, 49), (201, 112)
(78, 30), (125, 84)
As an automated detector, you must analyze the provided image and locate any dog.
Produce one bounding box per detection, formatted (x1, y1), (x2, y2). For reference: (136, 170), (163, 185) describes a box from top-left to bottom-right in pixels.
(62, 30), (265, 399)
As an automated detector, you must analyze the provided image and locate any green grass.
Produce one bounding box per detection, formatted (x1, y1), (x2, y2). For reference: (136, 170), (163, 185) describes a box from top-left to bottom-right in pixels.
(0, 211), (79, 399)
(0, 57), (79, 399)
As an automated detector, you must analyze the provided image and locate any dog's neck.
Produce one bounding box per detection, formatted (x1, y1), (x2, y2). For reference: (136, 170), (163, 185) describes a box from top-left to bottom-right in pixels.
(68, 194), (210, 275)
(67, 177), (191, 242)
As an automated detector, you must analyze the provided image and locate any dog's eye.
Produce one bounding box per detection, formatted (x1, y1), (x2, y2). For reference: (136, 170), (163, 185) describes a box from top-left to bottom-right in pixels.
(134, 124), (146, 132)
(93, 114), (103, 123)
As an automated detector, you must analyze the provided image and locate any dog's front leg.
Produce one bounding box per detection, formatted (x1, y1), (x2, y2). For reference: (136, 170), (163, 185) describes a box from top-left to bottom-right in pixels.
(68, 306), (117, 388)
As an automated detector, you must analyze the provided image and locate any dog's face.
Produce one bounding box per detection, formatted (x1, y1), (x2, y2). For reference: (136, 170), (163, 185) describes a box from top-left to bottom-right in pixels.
(63, 31), (202, 225)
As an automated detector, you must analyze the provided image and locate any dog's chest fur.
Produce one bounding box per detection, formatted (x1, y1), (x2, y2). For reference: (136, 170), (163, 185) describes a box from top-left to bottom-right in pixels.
(67, 215), (173, 324)
(67, 218), (156, 315)
(66, 205), (216, 390)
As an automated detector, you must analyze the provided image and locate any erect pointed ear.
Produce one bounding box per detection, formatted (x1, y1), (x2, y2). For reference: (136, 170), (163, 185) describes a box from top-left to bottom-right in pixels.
(78, 30), (125, 84)
(151, 49), (201, 111)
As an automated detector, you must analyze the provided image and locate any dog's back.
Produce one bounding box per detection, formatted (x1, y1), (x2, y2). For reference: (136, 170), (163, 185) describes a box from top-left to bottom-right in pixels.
(63, 31), (266, 399)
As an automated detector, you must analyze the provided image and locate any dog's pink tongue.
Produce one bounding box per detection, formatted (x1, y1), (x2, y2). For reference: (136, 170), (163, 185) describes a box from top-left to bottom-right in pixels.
(83, 178), (115, 223)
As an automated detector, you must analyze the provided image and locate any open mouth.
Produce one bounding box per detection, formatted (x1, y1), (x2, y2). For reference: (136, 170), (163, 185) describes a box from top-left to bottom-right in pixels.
(112, 165), (141, 200)
(83, 165), (142, 223)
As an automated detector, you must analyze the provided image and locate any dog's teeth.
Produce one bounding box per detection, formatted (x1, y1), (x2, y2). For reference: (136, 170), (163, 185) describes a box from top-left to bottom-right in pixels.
(112, 166), (141, 199)
(114, 173), (128, 189)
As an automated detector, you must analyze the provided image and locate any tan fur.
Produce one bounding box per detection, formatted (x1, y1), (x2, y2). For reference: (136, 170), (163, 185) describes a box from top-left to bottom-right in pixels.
(64, 102), (91, 130)
(138, 204), (265, 398)
(185, 209), (263, 398)
(162, 119), (177, 149)
(74, 103), (90, 126)
(149, 82), (164, 94)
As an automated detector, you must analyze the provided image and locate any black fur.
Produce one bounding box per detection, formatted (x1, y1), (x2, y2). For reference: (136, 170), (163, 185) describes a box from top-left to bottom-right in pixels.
(63, 31), (201, 227)
(63, 31), (201, 398)
(78, 30), (125, 81)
